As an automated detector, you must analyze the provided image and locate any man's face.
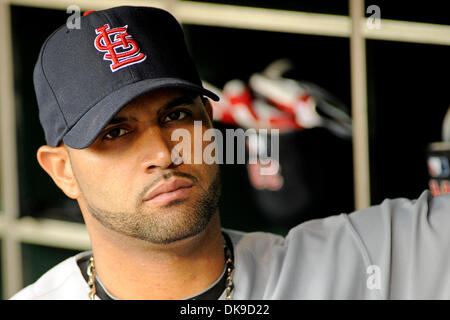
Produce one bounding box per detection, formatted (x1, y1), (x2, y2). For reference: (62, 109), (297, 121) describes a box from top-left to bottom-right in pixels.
(66, 88), (221, 244)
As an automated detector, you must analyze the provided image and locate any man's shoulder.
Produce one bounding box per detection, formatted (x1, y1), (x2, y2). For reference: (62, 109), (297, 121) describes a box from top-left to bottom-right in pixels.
(225, 190), (450, 271)
(10, 251), (91, 300)
(224, 228), (285, 248)
(224, 212), (350, 257)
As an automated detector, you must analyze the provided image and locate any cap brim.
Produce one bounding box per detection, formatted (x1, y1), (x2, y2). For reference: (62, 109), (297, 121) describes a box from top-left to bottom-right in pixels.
(63, 78), (219, 149)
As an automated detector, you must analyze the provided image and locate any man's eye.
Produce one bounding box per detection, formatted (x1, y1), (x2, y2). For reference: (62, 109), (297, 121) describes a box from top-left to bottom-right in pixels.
(163, 110), (188, 123)
(104, 127), (129, 140)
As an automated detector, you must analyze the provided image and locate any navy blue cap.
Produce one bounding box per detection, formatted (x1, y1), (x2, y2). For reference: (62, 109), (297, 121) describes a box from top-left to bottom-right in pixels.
(34, 6), (219, 149)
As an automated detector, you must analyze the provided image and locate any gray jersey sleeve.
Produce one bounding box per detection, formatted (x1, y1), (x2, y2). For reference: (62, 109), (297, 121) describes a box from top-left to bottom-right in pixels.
(347, 191), (450, 299)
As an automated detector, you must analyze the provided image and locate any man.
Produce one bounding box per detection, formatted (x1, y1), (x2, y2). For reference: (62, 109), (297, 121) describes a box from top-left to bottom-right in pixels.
(10, 6), (450, 300)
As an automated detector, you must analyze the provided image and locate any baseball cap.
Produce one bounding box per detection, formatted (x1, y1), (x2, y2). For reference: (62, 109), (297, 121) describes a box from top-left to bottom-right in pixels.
(34, 6), (219, 149)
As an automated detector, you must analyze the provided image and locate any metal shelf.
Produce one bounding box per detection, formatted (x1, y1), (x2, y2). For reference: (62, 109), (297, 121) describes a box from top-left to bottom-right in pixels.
(0, 0), (21, 299)
(0, 216), (89, 250)
(0, 215), (5, 234)
(5, 0), (168, 10)
(12, 217), (90, 251)
(363, 18), (450, 46)
(174, 2), (350, 37)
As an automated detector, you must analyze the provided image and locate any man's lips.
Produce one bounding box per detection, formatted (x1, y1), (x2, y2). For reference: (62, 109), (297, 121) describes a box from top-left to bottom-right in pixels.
(143, 178), (194, 204)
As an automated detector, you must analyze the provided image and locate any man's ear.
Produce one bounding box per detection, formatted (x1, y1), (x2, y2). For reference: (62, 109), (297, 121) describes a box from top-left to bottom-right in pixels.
(36, 145), (80, 199)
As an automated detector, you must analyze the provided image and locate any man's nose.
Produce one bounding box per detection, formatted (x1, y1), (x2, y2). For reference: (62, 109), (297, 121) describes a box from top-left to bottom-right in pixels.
(137, 126), (175, 171)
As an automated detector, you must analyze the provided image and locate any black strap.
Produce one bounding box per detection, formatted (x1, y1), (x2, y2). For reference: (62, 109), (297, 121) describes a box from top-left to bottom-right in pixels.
(78, 231), (234, 300)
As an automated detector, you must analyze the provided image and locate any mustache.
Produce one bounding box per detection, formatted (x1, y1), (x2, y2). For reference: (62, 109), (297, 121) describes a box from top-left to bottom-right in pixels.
(138, 171), (199, 201)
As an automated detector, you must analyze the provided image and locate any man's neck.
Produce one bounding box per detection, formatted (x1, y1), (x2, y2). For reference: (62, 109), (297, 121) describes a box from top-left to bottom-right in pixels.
(85, 213), (225, 300)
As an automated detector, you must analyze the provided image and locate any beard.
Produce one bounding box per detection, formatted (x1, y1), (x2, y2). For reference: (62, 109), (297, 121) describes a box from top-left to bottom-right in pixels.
(83, 168), (221, 245)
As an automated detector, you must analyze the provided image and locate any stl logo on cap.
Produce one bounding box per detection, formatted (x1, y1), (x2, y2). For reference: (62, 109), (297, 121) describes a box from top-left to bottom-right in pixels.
(94, 24), (147, 72)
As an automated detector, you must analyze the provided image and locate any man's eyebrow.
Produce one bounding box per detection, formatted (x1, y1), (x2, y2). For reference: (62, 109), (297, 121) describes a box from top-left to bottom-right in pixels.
(157, 94), (197, 116)
(105, 116), (138, 127)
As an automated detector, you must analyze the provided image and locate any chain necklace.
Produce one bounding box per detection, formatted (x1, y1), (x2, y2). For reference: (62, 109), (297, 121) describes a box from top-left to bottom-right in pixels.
(87, 236), (235, 300)
(86, 255), (97, 300)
